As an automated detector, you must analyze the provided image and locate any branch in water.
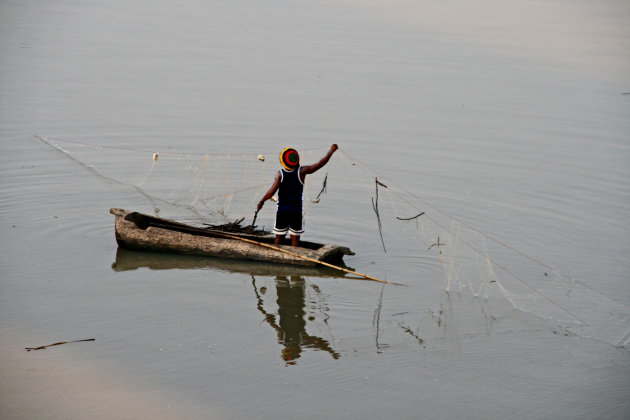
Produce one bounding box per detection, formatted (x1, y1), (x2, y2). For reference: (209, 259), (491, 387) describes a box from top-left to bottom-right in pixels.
(396, 212), (425, 221)
(372, 178), (387, 253)
(25, 339), (95, 351)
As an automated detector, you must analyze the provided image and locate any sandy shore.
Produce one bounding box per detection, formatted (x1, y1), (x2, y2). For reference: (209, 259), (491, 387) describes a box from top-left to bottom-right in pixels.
(0, 335), (206, 420)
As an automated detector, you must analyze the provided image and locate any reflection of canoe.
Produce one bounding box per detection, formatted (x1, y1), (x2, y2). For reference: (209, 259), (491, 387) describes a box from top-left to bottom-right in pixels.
(110, 208), (354, 267)
(112, 247), (351, 278)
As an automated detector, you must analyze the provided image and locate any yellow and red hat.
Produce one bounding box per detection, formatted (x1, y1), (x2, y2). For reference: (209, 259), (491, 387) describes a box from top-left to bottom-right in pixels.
(280, 147), (300, 171)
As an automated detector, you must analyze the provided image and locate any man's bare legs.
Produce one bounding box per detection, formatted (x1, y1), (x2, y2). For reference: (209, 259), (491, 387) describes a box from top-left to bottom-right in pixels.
(274, 234), (300, 247)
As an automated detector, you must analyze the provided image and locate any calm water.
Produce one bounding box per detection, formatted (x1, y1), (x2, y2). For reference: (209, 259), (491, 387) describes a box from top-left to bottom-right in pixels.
(1, 0), (629, 419)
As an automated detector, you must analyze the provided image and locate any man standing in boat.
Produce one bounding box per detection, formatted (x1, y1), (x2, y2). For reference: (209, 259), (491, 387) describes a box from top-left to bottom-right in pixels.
(257, 144), (338, 247)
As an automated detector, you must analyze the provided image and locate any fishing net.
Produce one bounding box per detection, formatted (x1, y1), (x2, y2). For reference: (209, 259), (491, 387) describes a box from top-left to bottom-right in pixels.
(38, 136), (630, 348)
(37, 136), (331, 227)
(334, 149), (630, 348)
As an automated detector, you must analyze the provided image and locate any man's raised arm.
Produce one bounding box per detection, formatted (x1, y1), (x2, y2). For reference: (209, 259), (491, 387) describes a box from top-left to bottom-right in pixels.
(301, 144), (338, 176)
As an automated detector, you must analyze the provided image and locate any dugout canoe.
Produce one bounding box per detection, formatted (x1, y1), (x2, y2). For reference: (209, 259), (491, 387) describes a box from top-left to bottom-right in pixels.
(110, 208), (355, 267)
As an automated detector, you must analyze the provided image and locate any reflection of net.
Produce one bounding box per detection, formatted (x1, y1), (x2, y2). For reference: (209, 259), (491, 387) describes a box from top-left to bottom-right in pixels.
(38, 136), (630, 348)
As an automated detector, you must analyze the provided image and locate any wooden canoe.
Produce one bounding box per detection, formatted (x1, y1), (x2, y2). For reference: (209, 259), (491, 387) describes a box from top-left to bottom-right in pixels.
(110, 208), (355, 267)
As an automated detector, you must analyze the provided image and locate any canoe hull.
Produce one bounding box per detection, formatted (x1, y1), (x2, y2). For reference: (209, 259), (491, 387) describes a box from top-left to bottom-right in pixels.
(111, 208), (354, 266)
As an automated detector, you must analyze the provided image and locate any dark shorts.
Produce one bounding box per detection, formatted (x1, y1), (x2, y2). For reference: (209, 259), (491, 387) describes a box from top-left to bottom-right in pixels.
(273, 209), (304, 236)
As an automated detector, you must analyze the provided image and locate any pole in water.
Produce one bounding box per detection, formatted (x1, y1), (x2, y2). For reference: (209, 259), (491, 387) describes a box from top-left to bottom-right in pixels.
(218, 231), (394, 284)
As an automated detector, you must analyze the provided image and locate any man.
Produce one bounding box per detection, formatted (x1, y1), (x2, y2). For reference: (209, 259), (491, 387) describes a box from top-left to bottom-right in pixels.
(257, 144), (338, 247)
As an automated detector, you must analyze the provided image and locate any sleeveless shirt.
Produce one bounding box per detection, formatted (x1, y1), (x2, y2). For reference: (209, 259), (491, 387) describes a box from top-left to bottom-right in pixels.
(278, 167), (304, 211)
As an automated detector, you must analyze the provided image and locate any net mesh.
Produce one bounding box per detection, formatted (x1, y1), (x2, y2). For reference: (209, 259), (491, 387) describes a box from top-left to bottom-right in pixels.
(39, 137), (329, 224)
(334, 148), (630, 348)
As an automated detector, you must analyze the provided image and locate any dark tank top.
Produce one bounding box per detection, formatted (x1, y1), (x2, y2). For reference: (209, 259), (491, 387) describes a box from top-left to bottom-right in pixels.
(278, 167), (304, 211)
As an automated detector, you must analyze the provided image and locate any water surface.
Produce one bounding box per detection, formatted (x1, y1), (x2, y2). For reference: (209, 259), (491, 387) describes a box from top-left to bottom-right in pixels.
(1, 0), (629, 419)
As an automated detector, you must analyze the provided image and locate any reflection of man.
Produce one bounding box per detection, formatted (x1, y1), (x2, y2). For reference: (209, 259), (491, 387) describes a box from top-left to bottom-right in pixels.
(252, 276), (340, 365)
(276, 276), (307, 362)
